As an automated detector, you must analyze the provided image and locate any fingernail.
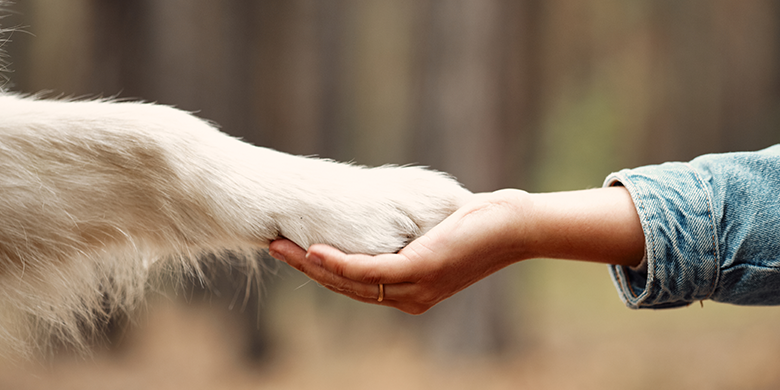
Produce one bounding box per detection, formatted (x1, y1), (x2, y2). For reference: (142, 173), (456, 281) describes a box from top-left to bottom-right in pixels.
(305, 252), (322, 266)
(269, 250), (285, 262)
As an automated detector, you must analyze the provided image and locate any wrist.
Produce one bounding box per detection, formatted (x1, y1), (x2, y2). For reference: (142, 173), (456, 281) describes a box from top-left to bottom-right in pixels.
(476, 189), (539, 263)
(523, 188), (645, 266)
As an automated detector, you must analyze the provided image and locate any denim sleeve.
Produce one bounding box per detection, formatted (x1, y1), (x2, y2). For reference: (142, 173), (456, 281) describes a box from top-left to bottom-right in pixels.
(604, 144), (780, 309)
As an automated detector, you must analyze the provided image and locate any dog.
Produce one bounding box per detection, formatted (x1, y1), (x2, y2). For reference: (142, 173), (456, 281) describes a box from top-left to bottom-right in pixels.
(0, 33), (471, 359)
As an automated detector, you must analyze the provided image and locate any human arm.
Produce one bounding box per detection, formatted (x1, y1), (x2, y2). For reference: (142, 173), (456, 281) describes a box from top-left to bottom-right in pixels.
(273, 144), (780, 312)
(270, 186), (646, 314)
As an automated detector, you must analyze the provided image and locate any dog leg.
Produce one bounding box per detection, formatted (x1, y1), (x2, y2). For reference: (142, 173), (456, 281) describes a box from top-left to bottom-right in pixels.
(0, 94), (472, 356)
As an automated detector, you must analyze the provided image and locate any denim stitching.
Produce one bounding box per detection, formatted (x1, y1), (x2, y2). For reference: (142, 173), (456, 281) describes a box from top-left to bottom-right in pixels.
(685, 162), (721, 301)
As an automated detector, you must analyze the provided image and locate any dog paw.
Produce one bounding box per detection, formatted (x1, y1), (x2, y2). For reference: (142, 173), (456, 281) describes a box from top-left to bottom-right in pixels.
(273, 162), (472, 254)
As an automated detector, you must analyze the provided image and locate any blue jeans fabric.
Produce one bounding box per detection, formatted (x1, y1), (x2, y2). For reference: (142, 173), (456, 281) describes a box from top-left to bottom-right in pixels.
(605, 145), (780, 309)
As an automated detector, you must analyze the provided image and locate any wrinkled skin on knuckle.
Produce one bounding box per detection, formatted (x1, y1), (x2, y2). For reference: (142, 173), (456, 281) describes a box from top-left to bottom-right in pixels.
(324, 280), (350, 295)
(327, 260), (350, 278)
(360, 269), (383, 285)
(352, 286), (377, 300)
(324, 285), (354, 299)
(292, 260), (313, 276)
(326, 278), (352, 293)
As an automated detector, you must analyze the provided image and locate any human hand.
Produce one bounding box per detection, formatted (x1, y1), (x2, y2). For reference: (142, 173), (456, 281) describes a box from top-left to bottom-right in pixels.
(269, 189), (533, 314)
(270, 186), (644, 314)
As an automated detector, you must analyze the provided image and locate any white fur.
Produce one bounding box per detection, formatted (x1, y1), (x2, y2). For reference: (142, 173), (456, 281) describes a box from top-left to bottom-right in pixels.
(0, 94), (472, 357)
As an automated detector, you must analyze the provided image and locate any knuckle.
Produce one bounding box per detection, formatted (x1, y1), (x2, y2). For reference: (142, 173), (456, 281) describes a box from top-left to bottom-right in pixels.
(324, 284), (349, 296)
(295, 262), (313, 276)
(360, 270), (383, 285)
(416, 289), (440, 307)
(328, 278), (351, 292)
(326, 260), (349, 278)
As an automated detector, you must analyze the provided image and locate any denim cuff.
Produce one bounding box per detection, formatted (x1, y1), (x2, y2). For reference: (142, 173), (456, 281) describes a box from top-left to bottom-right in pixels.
(604, 162), (721, 309)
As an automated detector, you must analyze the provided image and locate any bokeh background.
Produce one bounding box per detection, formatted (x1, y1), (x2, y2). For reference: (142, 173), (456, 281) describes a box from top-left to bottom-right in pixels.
(3, 1), (780, 389)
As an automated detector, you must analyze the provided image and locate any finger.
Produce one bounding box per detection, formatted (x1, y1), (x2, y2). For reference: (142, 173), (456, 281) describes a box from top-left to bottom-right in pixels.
(270, 239), (387, 300)
(306, 244), (423, 284)
(332, 287), (434, 315)
(271, 240), (436, 312)
(320, 282), (430, 314)
(272, 240), (412, 284)
(268, 238), (306, 264)
(321, 282), (388, 305)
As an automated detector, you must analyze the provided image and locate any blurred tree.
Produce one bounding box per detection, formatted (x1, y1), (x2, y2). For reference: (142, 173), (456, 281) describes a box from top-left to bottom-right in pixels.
(405, 0), (541, 356)
(4, 0), (780, 363)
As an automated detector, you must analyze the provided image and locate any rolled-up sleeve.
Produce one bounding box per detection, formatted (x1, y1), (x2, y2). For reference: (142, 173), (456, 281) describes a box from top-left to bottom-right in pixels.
(605, 145), (780, 309)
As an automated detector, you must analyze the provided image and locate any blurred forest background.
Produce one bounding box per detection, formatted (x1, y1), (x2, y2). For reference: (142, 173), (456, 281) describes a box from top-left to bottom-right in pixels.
(3, 0), (780, 389)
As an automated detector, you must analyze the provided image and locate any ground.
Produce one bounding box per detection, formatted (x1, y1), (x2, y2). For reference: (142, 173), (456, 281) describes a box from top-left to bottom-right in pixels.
(2, 259), (780, 390)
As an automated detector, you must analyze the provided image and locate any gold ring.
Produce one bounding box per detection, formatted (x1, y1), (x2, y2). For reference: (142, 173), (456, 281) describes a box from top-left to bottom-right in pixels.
(377, 283), (384, 302)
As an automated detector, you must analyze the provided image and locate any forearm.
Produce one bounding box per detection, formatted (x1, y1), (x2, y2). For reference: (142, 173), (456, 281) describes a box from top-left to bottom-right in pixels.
(522, 187), (645, 267)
